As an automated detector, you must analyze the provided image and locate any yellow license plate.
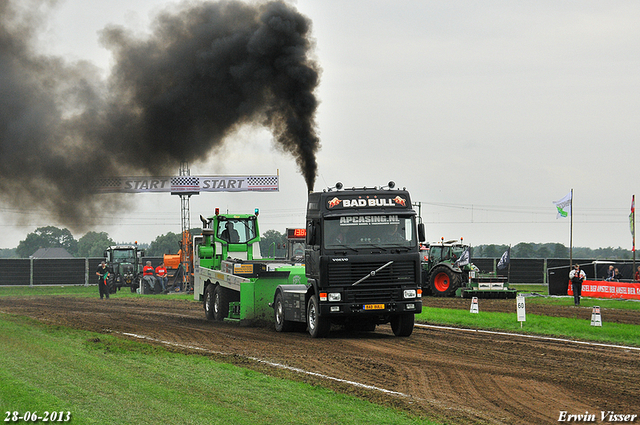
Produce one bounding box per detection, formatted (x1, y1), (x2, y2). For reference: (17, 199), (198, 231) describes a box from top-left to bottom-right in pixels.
(363, 304), (385, 310)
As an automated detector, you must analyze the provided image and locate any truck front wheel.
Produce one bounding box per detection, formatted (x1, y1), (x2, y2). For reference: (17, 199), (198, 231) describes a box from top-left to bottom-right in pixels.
(274, 292), (294, 332)
(307, 296), (330, 338)
(390, 313), (414, 337)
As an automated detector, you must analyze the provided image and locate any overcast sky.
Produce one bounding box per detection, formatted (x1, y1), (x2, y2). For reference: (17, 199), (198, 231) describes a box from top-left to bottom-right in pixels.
(2, 0), (639, 251)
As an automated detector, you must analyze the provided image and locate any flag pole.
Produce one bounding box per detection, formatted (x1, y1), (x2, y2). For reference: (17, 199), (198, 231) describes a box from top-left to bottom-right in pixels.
(633, 194), (636, 280)
(507, 245), (511, 283)
(569, 188), (573, 268)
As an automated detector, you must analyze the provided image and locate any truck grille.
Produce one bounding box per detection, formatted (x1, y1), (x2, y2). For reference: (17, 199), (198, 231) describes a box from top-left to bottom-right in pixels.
(327, 261), (416, 287)
(344, 287), (402, 303)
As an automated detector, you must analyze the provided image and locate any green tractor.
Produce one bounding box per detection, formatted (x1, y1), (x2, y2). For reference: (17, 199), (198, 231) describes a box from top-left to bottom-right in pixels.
(421, 239), (517, 299)
(104, 244), (145, 293)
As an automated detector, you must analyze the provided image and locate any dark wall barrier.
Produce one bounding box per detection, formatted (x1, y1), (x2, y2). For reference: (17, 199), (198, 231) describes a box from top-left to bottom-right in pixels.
(0, 259), (31, 286)
(0, 257), (163, 286)
(1, 256), (637, 288)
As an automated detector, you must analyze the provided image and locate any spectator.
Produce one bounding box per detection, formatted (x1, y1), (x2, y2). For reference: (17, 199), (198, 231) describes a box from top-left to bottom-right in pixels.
(614, 268), (622, 281)
(142, 261), (157, 292)
(96, 260), (110, 300)
(568, 265), (586, 306)
(605, 265), (615, 281)
(155, 262), (168, 293)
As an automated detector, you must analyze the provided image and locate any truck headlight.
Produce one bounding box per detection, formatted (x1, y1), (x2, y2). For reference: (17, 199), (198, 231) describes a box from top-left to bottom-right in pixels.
(328, 292), (341, 302)
(403, 289), (417, 299)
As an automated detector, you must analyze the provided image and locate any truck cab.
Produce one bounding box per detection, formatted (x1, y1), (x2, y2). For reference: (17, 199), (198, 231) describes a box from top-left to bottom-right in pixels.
(275, 182), (425, 337)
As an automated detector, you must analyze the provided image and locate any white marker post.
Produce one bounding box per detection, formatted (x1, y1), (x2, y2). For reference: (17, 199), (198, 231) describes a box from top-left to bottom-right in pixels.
(470, 297), (479, 314)
(590, 306), (602, 327)
(516, 295), (526, 328)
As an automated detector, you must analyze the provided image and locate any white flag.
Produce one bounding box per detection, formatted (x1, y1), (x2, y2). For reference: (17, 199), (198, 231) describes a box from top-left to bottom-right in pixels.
(455, 248), (470, 267)
(553, 192), (572, 219)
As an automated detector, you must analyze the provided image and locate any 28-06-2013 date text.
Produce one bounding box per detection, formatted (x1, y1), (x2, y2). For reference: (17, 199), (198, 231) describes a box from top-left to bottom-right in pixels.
(5, 411), (71, 422)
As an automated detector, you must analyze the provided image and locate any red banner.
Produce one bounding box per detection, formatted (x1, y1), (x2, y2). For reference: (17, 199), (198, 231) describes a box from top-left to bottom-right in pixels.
(568, 280), (640, 300)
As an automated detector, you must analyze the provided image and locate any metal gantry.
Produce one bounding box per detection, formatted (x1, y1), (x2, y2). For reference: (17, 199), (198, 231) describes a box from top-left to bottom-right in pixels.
(179, 161), (192, 290)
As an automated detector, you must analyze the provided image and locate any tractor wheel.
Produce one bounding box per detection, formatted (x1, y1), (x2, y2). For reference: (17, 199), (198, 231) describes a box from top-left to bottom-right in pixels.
(307, 296), (330, 338)
(429, 266), (462, 297)
(107, 276), (117, 294)
(390, 313), (414, 337)
(204, 285), (216, 320)
(213, 285), (230, 321)
(274, 292), (294, 332)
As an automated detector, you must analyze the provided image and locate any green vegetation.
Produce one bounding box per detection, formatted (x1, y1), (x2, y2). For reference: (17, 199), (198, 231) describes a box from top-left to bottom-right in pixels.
(472, 242), (633, 259)
(416, 306), (640, 347)
(523, 295), (640, 311)
(508, 284), (547, 294)
(0, 315), (431, 425)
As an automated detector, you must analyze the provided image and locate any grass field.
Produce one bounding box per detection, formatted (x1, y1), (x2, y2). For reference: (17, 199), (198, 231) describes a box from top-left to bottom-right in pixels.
(415, 308), (640, 347)
(0, 314), (433, 425)
(1, 285), (639, 424)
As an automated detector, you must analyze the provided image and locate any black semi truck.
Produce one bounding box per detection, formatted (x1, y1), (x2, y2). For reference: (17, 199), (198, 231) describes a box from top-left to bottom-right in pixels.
(273, 182), (425, 337)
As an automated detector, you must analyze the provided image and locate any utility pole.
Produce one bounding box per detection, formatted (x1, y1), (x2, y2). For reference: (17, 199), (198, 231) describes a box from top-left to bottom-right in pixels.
(412, 201), (422, 224)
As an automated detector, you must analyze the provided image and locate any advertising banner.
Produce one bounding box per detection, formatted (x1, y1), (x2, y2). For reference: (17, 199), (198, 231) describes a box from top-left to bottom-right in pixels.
(568, 280), (640, 300)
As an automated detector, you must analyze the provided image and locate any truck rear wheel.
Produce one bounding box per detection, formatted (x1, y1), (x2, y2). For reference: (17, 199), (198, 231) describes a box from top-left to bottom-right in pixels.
(429, 266), (461, 297)
(307, 296), (330, 338)
(204, 284), (216, 320)
(213, 285), (230, 321)
(390, 313), (414, 337)
(274, 292), (294, 332)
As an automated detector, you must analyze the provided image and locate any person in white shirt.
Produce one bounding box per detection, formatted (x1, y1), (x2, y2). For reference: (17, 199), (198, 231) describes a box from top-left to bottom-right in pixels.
(569, 265), (586, 306)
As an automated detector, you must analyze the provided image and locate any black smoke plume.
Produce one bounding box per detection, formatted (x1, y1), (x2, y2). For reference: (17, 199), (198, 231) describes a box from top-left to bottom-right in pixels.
(0, 0), (320, 229)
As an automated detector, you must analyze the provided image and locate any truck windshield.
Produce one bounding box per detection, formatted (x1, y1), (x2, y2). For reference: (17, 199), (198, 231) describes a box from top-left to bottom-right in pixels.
(324, 215), (416, 249)
(218, 218), (257, 243)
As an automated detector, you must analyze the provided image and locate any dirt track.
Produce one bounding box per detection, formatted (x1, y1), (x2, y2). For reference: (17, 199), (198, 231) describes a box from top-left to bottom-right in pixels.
(1, 295), (639, 424)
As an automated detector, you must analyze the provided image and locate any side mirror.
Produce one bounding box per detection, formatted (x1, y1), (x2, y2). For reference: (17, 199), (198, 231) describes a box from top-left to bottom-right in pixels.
(306, 222), (317, 246)
(418, 223), (426, 243)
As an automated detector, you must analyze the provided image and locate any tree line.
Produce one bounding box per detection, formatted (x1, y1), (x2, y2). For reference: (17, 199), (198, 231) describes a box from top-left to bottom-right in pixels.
(0, 226), (290, 259)
(1, 226), (634, 260)
(471, 242), (633, 259)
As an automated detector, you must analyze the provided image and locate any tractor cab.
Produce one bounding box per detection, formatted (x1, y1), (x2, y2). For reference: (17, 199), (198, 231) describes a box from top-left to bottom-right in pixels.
(198, 209), (261, 271)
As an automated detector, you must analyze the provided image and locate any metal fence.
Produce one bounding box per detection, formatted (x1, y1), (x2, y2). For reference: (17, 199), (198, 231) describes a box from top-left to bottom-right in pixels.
(0, 257), (163, 286)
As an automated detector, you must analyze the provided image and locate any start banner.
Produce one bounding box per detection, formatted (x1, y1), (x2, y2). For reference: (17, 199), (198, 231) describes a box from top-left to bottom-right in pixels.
(568, 280), (640, 300)
(92, 175), (279, 194)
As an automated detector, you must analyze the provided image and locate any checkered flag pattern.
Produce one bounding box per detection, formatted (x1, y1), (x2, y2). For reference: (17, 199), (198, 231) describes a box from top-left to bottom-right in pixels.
(91, 177), (124, 192)
(171, 176), (200, 192)
(247, 176), (279, 191)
